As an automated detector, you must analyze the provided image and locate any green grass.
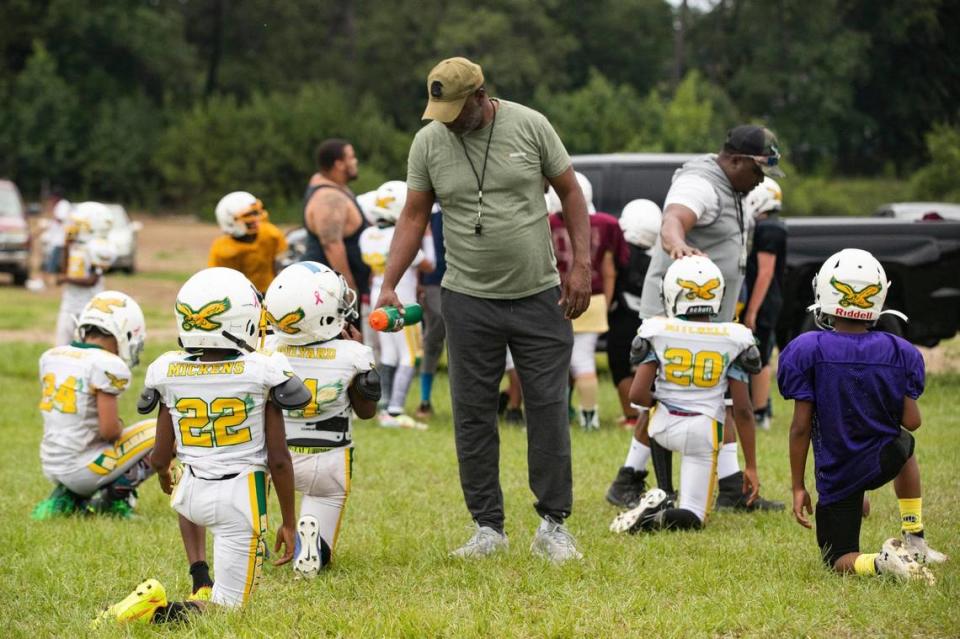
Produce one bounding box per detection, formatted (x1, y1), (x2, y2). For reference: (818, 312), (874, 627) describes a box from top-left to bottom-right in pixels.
(1, 299), (958, 637)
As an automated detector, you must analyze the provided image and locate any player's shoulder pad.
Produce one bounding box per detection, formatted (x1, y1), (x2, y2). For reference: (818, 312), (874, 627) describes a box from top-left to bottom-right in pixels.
(734, 344), (762, 375)
(137, 387), (161, 414)
(270, 375), (312, 410)
(728, 322), (756, 345)
(629, 334), (653, 366)
(637, 315), (667, 339)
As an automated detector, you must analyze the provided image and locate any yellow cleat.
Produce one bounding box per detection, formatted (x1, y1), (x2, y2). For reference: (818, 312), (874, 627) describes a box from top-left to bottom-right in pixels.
(187, 586), (212, 602)
(91, 578), (167, 627)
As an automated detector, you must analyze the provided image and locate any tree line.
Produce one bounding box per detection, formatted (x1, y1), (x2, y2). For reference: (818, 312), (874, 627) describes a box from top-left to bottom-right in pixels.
(1, 0), (958, 216)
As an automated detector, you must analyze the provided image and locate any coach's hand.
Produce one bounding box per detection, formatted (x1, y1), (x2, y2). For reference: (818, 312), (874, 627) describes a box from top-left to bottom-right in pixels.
(273, 522), (295, 566)
(793, 487), (813, 529)
(668, 242), (704, 260)
(375, 286), (403, 313)
(560, 263), (591, 320)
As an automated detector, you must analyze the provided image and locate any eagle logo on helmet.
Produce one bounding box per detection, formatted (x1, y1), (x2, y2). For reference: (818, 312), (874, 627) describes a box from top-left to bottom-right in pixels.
(104, 371), (129, 391)
(266, 308), (305, 335)
(375, 195), (396, 210)
(89, 297), (126, 314)
(176, 298), (232, 331)
(677, 278), (721, 301)
(830, 278), (882, 309)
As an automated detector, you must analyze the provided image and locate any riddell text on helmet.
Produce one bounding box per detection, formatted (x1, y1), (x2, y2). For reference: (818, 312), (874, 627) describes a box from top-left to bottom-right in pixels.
(834, 307), (874, 319)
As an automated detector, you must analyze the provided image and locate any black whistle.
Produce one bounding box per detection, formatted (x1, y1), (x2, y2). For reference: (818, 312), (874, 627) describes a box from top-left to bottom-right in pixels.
(475, 223), (482, 236)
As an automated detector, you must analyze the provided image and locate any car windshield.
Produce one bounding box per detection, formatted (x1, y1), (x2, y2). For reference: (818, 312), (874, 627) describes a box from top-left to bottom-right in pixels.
(0, 187), (23, 218)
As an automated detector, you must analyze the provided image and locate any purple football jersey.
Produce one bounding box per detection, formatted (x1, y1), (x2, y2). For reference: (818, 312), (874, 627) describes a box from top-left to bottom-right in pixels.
(778, 330), (925, 505)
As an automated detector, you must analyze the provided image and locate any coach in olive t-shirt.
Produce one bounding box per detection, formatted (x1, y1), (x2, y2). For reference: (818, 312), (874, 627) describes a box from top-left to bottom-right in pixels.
(407, 99), (570, 298)
(376, 57), (592, 563)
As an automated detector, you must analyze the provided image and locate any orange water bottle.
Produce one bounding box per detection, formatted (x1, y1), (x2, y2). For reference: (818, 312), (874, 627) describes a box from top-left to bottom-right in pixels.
(368, 303), (423, 332)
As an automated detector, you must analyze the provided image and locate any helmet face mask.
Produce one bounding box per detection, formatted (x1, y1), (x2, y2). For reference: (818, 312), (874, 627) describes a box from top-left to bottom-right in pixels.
(661, 256), (725, 318)
(176, 267), (263, 351)
(215, 191), (265, 238)
(372, 181), (407, 224)
(264, 261), (358, 344)
(77, 291), (146, 367)
(810, 248), (890, 329)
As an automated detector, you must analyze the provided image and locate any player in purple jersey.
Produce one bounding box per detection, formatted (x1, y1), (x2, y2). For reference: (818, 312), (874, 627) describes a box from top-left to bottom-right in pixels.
(779, 248), (946, 583)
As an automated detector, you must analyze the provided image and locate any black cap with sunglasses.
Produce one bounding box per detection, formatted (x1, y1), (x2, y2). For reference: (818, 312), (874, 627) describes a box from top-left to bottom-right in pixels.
(724, 125), (785, 177)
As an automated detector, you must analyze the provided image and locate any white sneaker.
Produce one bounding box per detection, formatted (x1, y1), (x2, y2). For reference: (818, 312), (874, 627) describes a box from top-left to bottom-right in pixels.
(450, 525), (509, 559)
(578, 409), (600, 431)
(877, 538), (936, 584)
(902, 532), (948, 564)
(294, 515), (322, 579)
(610, 488), (668, 534)
(378, 411), (400, 428)
(393, 414), (429, 431)
(530, 518), (583, 563)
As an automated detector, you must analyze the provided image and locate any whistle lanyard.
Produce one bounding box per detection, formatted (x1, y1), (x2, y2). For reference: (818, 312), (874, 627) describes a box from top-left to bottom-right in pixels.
(458, 101), (498, 236)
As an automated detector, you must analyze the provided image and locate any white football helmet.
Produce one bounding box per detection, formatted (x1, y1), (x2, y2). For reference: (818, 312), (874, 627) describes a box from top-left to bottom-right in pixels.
(744, 177), (783, 218)
(545, 186), (562, 214)
(810, 248), (896, 327)
(619, 199), (662, 248)
(215, 191), (265, 238)
(356, 190), (379, 225)
(69, 202), (113, 241)
(662, 255), (725, 318)
(77, 291), (146, 367)
(176, 267), (262, 351)
(575, 171), (596, 214)
(371, 181), (407, 224)
(85, 237), (117, 270)
(264, 261), (358, 344)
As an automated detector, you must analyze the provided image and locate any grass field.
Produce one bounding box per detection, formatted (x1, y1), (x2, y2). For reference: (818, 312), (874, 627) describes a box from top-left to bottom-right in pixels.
(1, 248), (958, 637)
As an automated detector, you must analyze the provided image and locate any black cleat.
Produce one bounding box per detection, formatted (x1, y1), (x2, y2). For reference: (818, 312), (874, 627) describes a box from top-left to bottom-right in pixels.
(716, 471), (785, 511)
(605, 466), (648, 509)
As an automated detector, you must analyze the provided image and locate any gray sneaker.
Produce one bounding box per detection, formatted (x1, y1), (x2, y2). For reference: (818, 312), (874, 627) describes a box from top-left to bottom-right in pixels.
(531, 518), (583, 563)
(450, 525), (509, 559)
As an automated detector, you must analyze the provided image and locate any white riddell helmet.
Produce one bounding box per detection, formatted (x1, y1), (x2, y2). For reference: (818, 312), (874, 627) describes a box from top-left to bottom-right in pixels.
(85, 237), (117, 270)
(77, 291), (146, 367)
(662, 255), (725, 318)
(810, 248), (896, 327)
(215, 191), (264, 237)
(745, 177), (782, 218)
(545, 186), (562, 214)
(619, 199), (662, 248)
(176, 267), (262, 351)
(575, 171), (596, 213)
(69, 202), (113, 241)
(372, 180), (407, 224)
(264, 261), (358, 344)
(356, 190), (379, 225)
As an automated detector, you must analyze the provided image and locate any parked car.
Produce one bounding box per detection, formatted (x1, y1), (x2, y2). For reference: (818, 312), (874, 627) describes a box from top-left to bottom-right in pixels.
(572, 153), (700, 214)
(873, 201), (960, 221)
(104, 204), (142, 273)
(0, 179), (31, 286)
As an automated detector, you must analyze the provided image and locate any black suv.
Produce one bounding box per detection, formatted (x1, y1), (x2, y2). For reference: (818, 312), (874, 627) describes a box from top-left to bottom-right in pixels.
(572, 153), (698, 214)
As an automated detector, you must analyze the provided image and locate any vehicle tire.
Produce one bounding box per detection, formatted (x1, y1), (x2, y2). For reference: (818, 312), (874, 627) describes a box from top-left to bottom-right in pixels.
(12, 268), (28, 287)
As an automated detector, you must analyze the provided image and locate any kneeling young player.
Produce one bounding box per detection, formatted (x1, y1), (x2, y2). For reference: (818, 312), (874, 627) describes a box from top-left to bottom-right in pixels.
(34, 291), (153, 519)
(94, 267), (310, 626)
(779, 248), (946, 583)
(264, 261), (378, 577)
(610, 256), (760, 534)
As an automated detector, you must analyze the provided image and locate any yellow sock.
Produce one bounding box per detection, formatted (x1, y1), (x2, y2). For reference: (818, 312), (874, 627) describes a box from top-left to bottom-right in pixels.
(899, 498), (923, 534)
(854, 553), (879, 576)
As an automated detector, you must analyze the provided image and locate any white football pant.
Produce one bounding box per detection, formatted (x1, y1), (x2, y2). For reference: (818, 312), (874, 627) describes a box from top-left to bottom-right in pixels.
(570, 332), (599, 377)
(292, 447), (352, 566)
(51, 418), (156, 496)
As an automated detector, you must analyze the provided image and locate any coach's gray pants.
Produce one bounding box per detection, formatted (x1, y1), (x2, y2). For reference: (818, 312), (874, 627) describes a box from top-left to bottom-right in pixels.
(442, 286), (573, 531)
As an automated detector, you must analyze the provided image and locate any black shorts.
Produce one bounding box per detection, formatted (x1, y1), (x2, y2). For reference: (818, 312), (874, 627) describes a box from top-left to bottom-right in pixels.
(607, 307), (642, 385)
(816, 429), (915, 566)
(754, 324), (776, 367)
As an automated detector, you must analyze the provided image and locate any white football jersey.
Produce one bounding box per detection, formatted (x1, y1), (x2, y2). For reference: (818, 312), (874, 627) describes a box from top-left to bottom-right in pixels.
(359, 225), (431, 306)
(639, 316), (755, 422)
(61, 240), (116, 312)
(144, 350), (293, 479)
(38, 344), (132, 477)
(263, 337), (374, 448)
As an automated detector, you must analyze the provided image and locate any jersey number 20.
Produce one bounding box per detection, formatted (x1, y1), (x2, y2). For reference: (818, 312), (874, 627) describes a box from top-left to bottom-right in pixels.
(663, 348), (724, 388)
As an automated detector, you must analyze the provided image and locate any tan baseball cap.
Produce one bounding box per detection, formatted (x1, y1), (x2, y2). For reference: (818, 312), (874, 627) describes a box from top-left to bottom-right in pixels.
(422, 57), (484, 123)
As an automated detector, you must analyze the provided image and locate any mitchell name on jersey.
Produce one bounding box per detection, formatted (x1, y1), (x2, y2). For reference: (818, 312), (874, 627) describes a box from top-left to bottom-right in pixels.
(639, 316), (755, 422)
(263, 336), (375, 448)
(144, 349), (293, 479)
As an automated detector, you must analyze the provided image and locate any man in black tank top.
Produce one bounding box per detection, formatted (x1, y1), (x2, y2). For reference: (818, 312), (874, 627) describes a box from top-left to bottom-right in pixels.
(302, 139), (370, 297)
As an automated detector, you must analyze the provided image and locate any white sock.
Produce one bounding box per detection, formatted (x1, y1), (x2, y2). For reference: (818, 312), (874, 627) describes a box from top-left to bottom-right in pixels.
(717, 442), (740, 479)
(624, 439), (651, 471)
